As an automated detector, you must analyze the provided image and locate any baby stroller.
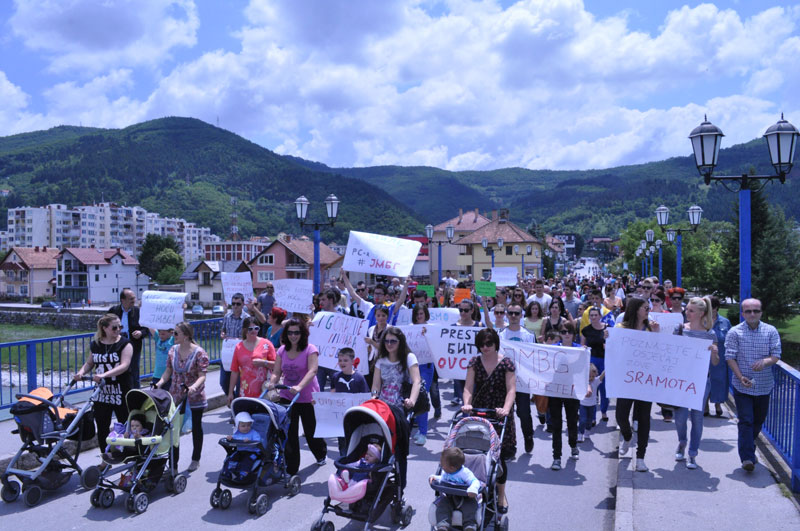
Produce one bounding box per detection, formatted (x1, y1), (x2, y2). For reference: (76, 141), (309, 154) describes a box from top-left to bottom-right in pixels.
(428, 409), (509, 531)
(312, 398), (412, 531)
(209, 385), (301, 516)
(2, 377), (100, 507)
(88, 388), (188, 514)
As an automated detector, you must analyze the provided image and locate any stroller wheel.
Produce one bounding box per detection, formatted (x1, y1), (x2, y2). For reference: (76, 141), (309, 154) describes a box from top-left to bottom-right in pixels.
(100, 488), (115, 509)
(498, 514), (509, 531)
(400, 505), (413, 527)
(23, 485), (43, 507)
(219, 489), (232, 510)
(254, 493), (269, 516)
(90, 488), (103, 507)
(133, 492), (149, 514)
(287, 475), (301, 497)
(80, 465), (102, 490)
(172, 474), (187, 495)
(321, 521), (335, 531)
(209, 488), (222, 508)
(1, 480), (21, 503)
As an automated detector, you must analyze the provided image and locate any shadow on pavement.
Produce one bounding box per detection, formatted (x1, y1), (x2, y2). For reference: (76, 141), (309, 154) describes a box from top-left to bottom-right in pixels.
(636, 464), (721, 492)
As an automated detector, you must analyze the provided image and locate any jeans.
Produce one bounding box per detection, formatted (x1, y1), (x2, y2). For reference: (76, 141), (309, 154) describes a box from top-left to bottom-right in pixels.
(417, 363), (435, 436)
(453, 379), (465, 402)
(590, 357), (609, 414)
(316, 366), (336, 391)
(579, 405), (596, 434)
(435, 495), (478, 529)
(616, 399), (652, 459)
(548, 397), (579, 459)
(674, 407), (704, 457)
(515, 392), (534, 442)
(732, 389), (771, 463)
(430, 370), (442, 415)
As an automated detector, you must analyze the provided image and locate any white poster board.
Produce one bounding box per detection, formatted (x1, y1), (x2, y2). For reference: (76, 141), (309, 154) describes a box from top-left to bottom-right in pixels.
(394, 306), (413, 326)
(342, 231), (422, 277)
(221, 272), (254, 304)
(139, 290), (187, 329)
(499, 340), (590, 399)
(312, 392), (373, 437)
(425, 325), (483, 379)
(604, 327), (712, 410)
(219, 339), (240, 371)
(309, 311), (370, 371)
(649, 312), (685, 334)
(491, 267), (518, 287)
(273, 279), (314, 314)
(398, 324), (438, 365)
(427, 308), (461, 326)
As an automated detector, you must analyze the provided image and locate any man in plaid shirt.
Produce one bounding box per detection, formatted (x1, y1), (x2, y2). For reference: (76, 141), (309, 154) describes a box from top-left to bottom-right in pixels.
(724, 298), (781, 472)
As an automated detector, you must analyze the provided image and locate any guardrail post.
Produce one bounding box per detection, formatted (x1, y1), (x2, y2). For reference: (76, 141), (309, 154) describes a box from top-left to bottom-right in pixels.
(793, 383), (800, 493)
(26, 342), (38, 392)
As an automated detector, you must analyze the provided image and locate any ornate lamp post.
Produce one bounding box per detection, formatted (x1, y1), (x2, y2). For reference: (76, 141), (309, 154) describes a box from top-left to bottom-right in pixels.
(655, 205), (702, 287)
(426, 223), (454, 285)
(655, 239), (663, 284)
(482, 237), (504, 268)
(295, 194), (339, 293)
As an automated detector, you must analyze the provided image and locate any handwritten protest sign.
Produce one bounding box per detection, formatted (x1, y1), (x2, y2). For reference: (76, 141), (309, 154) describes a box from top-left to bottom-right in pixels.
(273, 279), (314, 314)
(219, 339), (240, 371)
(312, 392), (373, 437)
(427, 308), (461, 326)
(425, 326), (483, 379)
(221, 272), (253, 304)
(454, 288), (471, 303)
(604, 327), (712, 410)
(394, 306), (412, 326)
(649, 312), (685, 334)
(398, 324), (438, 364)
(343, 231), (422, 277)
(309, 311), (369, 371)
(139, 290), (187, 329)
(475, 281), (496, 297)
(500, 340), (590, 399)
(415, 285), (435, 298)
(491, 267), (518, 287)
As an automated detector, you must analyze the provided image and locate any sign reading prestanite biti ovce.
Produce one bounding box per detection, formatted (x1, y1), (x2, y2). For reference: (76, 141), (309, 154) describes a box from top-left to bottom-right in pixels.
(343, 231), (422, 277)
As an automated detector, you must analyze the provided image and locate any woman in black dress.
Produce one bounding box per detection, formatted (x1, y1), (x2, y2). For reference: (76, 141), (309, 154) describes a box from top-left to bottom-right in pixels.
(462, 328), (516, 514)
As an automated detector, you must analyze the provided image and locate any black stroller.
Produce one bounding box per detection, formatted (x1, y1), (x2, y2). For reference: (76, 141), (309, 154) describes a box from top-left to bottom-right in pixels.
(209, 385), (301, 516)
(2, 378), (100, 506)
(87, 388), (188, 514)
(429, 409), (509, 531)
(312, 398), (412, 531)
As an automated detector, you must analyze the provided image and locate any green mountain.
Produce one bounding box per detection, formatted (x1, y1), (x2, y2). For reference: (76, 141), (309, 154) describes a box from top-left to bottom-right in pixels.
(0, 117), (423, 242)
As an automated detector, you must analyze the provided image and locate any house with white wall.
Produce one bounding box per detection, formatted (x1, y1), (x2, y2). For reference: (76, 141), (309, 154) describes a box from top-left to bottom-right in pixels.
(56, 247), (149, 305)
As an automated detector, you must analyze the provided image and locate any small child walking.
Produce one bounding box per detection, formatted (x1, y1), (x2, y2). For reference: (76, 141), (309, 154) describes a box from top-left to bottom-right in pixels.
(578, 364), (604, 442)
(331, 348), (369, 456)
(429, 447), (480, 531)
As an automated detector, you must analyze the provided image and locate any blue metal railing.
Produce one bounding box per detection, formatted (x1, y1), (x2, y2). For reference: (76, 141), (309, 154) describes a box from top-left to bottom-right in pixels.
(0, 318), (223, 409)
(762, 361), (800, 492)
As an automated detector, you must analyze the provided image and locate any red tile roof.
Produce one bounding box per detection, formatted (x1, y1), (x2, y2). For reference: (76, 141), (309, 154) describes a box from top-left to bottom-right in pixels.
(453, 219), (541, 245)
(0, 247), (60, 270)
(433, 208), (491, 233)
(251, 236), (340, 268)
(60, 247), (138, 266)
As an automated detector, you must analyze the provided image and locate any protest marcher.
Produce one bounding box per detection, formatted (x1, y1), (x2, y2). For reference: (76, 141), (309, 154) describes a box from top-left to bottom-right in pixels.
(452, 298), (482, 406)
(219, 293), (249, 405)
(228, 316), (276, 402)
(581, 307), (610, 423)
(412, 304), (435, 445)
(331, 347), (369, 456)
(109, 288), (149, 388)
(614, 298), (660, 472)
(523, 300), (544, 336)
(265, 306), (288, 348)
(672, 297), (719, 469)
(708, 296), (731, 417)
(498, 302), (536, 453)
(725, 298), (781, 472)
(316, 288), (348, 390)
(541, 297), (573, 342)
(543, 329), (584, 470)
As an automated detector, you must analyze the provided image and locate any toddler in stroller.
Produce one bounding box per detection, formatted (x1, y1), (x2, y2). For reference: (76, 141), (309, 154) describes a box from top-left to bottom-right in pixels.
(429, 447), (480, 531)
(223, 412), (263, 482)
(327, 443), (381, 503)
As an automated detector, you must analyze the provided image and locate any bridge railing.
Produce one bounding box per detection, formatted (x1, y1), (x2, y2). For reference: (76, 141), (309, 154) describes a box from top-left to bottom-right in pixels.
(762, 361), (800, 492)
(0, 318), (223, 409)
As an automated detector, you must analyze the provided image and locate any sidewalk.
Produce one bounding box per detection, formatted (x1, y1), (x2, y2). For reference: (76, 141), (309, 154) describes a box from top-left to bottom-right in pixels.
(614, 403), (800, 530)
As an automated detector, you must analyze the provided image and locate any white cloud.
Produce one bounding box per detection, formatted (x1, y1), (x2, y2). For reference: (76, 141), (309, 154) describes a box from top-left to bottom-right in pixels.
(9, 0), (199, 74)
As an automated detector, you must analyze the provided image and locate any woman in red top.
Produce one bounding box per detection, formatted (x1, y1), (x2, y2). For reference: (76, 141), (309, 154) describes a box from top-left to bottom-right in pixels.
(228, 316), (276, 403)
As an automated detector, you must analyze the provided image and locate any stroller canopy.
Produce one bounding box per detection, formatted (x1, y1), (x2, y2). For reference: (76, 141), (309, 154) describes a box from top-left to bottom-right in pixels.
(231, 397), (290, 434)
(126, 389), (174, 419)
(444, 416), (501, 462)
(343, 399), (397, 454)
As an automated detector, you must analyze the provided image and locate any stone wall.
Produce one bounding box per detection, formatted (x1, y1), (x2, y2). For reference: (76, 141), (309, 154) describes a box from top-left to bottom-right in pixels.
(0, 309), (104, 332)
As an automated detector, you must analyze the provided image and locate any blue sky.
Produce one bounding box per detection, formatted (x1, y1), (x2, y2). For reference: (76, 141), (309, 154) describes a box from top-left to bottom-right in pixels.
(1, 0), (799, 171)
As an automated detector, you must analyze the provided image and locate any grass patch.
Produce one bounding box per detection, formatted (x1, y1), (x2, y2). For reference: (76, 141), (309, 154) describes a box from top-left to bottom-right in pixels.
(773, 314), (800, 344)
(0, 323), (90, 343)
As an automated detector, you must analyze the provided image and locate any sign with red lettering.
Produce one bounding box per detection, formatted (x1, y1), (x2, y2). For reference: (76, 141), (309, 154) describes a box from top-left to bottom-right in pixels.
(342, 231), (422, 277)
(309, 311), (370, 371)
(500, 340), (590, 399)
(425, 325), (483, 379)
(604, 327), (712, 410)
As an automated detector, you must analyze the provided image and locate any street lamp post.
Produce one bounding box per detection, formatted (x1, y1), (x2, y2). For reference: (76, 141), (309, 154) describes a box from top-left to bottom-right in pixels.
(513, 244), (533, 279)
(649, 245), (655, 277)
(482, 237), (504, 268)
(295, 194), (340, 294)
(656, 240), (663, 284)
(426, 223), (455, 286)
(655, 205), (702, 287)
(689, 114), (798, 306)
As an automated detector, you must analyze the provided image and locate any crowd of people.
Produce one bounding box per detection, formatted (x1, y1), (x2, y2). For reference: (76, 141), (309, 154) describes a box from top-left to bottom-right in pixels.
(72, 269), (782, 521)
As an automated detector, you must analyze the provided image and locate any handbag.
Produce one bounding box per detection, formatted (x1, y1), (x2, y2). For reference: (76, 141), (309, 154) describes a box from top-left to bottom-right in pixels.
(402, 380), (430, 416)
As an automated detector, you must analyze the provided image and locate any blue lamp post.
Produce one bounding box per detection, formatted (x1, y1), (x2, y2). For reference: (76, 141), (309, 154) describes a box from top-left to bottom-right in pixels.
(655, 205), (702, 287)
(689, 114), (798, 308)
(426, 223), (454, 285)
(514, 244), (532, 278)
(645, 229), (655, 277)
(656, 240), (663, 284)
(482, 237), (503, 268)
(295, 194), (339, 294)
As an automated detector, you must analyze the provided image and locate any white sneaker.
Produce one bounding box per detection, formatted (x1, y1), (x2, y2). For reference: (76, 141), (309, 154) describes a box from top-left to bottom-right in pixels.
(412, 433), (427, 446)
(675, 444), (686, 462)
(687, 456), (697, 470)
(551, 459), (562, 471)
(577, 433), (585, 443)
(635, 459), (648, 472)
(188, 460), (199, 472)
(570, 447), (579, 460)
(619, 439), (631, 458)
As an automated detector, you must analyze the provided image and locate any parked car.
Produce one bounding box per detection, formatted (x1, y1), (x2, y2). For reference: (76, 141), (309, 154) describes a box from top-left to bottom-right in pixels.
(212, 305), (225, 316)
(41, 301), (62, 309)
(191, 304), (204, 314)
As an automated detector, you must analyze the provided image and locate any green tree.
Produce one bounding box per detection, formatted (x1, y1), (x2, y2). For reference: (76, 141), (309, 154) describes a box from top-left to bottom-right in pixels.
(153, 248), (184, 285)
(139, 234), (181, 279)
(155, 265), (184, 285)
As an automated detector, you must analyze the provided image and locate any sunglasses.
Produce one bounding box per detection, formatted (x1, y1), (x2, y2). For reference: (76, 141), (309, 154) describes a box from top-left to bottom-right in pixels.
(743, 309), (762, 314)
(231, 302), (243, 306)
(650, 298), (663, 303)
(671, 296), (683, 301)
(110, 325), (120, 331)
(507, 311), (521, 316)
(356, 288), (366, 292)
(384, 338), (399, 345)
(494, 311), (506, 315)
(247, 326), (260, 331)
(459, 308), (472, 313)
(286, 330), (301, 336)
(480, 342), (495, 349)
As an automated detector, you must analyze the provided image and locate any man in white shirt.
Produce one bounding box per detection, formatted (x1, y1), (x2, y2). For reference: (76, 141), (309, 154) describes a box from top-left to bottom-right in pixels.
(443, 270), (459, 288)
(498, 302), (537, 453)
(526, 278), (552, 311)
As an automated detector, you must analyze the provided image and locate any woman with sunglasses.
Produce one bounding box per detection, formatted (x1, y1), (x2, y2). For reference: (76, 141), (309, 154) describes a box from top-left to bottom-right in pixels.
(462, 328), (515, 514)
(267, 318), (327, 473)
(74, 313), (134, 453)
(155, 321), (209, 472)
(265, 306), (288, 349)
(228, 316), (276, 404)
(541, 297), (573, 343)
(649, 289), (668, 313)
(581, 307), (610, 423)
(412, 305), (436, 444)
